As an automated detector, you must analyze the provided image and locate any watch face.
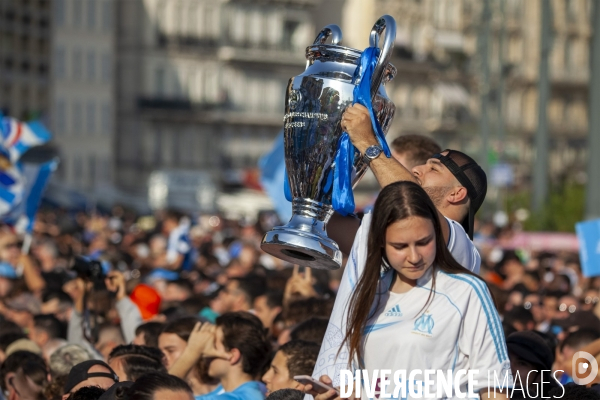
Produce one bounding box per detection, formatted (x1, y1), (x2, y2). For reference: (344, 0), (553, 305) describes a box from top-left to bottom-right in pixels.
(366, 146), (382, 158)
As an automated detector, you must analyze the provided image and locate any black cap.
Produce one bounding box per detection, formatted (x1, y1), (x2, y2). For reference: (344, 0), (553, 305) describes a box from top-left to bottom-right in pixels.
(98, 381), (134, 400)
(64, 360), (119, 394)
(431, 150), (487, 239)
(506, 331), (554, 370)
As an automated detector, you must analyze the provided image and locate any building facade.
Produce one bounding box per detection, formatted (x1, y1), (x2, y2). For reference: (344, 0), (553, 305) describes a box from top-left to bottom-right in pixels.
(49, 0), (116, 199)
(114, 0), (316, 205)
(0, 0), (51, 121)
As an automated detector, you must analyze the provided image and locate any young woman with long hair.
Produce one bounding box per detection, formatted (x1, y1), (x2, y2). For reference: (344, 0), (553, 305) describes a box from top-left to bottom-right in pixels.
(308, 181), (511, 400)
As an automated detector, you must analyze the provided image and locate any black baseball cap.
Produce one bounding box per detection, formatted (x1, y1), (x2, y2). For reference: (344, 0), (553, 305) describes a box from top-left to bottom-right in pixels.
(98, 381), (134, 400)
(506, 331), (554, 370)
(431, 150), (487, 239)
(64, 360), (119, 394)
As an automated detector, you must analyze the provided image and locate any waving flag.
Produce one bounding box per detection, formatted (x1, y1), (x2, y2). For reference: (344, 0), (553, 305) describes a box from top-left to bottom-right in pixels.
(4, 160), (58, 234)
(0, 114), (52, 164)
(0, 164), (24, 216)
(259, 131), (292, 223)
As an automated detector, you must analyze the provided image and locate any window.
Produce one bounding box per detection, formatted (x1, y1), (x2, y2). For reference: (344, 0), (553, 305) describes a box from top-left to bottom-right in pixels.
(100, 157), (111, 181)
(186, 3), (197, 37)
(192, 68), (204, 102)
(563, 97), (572, 126)
(73, 101), (82, 134)
(173, 69), (183, 98)
(54, 47), (66, 79)
(101, 103), (111, 135)
(566, 0), (577, 23)
(54, 0), (65, 27)
(507, 0), (523, 20)
(508, 34), (523, 64)
(57, 155), (66, 179)
(55, 99), (66, 134)
(249, 11), (262, 45)
(102, 0), (112, 31)
(282, 20), (300, 49)
(73, 49), (82, 80)
(87, 51), (96, 81)
(178, 2), (189, 36)
(161, 129), (173, 165)
(565, 37), (575, 72)
(156, 67), (166, 96)
(87, 0), (96, 29)
(101, 53), (111, 82)
(206, 68), (219, 102)
(88, 155), (96, 185)
(87, 101), (96, 134)
(231, 9), (246, 43)
(154, 129), (162, 164)
(73, 0), (83, 27)
(205, 5), (218, 38)
(74, 156), (82, 183)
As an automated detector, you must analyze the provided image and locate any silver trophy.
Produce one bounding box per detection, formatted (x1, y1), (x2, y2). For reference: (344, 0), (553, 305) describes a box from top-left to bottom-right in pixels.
(261, 16), (397, 270)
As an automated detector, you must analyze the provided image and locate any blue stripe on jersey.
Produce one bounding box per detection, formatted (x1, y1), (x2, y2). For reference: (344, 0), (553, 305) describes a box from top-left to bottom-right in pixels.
(464, 274), (509, 360)
(446, 273), (506, 362)
(349, 243), (358, 289)
(443, 273), (508, 362)
(363, 321), (401, 334)
(462, 273), (508, 360)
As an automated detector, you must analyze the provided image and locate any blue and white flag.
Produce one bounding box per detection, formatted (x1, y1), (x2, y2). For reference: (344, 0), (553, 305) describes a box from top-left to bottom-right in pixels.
(0, 164), (25, 216)
(576, 218), (600, 277)
(0, 114), (52, 164)
(4, 160), (58, 234)
(259, 131), (292, 223)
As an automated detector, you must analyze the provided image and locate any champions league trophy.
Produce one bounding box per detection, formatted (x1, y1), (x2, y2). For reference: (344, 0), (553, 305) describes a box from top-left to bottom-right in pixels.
(261, 16), (397, 270)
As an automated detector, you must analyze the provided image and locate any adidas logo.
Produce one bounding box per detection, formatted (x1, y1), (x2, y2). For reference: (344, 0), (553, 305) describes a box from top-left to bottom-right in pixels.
(385, 305), (403, 317)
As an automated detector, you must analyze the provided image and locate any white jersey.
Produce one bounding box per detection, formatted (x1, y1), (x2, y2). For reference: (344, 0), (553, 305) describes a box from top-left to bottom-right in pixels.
(358, 268), (512, 399)
(311, 212), (483, 390)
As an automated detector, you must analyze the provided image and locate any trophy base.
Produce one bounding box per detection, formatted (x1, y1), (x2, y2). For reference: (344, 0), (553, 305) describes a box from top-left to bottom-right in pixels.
(261, 199), (342, 270)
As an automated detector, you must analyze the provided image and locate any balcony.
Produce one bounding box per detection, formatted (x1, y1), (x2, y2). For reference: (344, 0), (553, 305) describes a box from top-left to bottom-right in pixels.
(216, 45), (305, 66)
(137, 97), (193, 110)
(221, 0), (318, 6)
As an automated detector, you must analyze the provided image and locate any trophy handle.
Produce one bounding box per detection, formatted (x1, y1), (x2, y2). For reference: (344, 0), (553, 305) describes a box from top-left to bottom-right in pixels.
(368, 15), (396, 98)
(312, 24), (343, 45)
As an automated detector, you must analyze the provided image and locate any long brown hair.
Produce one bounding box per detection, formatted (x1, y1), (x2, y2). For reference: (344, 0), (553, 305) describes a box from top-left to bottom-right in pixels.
(341, 181), (485, 366)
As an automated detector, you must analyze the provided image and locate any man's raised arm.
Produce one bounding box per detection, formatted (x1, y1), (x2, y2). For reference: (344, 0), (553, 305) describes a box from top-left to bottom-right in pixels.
(341, 104), (450, 243)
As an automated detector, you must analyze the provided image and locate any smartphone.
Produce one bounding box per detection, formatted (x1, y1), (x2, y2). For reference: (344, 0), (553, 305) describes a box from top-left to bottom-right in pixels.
(294, 375), (339, 395)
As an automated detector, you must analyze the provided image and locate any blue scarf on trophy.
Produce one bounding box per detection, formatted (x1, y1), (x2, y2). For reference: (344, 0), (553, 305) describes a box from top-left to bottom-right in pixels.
(332, 46), (391, 216)
(282, 47), (390, 215)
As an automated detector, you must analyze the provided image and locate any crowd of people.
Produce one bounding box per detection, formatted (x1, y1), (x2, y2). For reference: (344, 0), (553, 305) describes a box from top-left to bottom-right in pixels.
(0, 105), (599, 399)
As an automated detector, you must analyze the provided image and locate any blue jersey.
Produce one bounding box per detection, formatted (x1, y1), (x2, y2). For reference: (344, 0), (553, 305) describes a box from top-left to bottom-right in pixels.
(196, 381), (266, 400)
(195, 385), (224, 400)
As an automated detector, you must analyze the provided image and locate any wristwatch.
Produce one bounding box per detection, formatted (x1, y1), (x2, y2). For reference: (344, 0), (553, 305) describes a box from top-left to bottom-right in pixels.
(362, 145), (383, 165)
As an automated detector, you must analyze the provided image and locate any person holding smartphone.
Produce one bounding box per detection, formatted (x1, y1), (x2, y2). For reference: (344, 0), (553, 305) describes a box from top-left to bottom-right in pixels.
(306, 182), (512, 399)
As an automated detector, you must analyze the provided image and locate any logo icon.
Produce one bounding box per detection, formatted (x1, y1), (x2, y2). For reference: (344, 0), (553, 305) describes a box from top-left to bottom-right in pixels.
(413, 312), (434, 335)
(572, 351), (598, 385)
(288, 89), (302, 110)
(385, 305), (402, 317)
